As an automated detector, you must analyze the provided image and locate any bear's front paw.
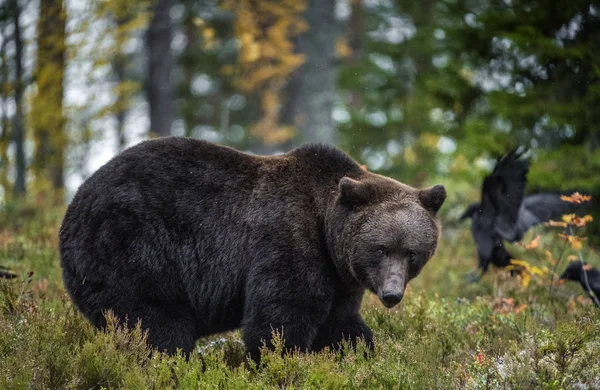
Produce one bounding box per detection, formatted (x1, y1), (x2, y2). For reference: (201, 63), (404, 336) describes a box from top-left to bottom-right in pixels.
(312, 315), (373, 355)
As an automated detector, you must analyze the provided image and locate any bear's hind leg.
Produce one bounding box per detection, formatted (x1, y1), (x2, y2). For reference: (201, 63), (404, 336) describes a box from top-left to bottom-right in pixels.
(112, 305), (199, 357)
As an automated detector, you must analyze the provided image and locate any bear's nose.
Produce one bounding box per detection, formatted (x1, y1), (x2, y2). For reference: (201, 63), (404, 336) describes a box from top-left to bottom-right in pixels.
(382, 291), (404, 307)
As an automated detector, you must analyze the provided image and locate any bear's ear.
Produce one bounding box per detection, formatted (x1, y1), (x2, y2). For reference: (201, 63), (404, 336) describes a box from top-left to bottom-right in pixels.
(419, 184), (446, 214)
(338, 177), (371, 208)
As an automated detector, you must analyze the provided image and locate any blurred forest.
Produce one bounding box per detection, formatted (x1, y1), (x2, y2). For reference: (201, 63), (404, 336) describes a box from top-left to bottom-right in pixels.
(0, 0), (599, 206)
(2, 2), (600, 386)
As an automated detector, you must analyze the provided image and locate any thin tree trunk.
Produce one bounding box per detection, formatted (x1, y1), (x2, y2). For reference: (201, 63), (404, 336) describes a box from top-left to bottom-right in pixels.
(0, 15), (12, 195)
(113, 12), (128, 153)
(31, 0), (66, 197)
(284, 0), (338, 145)
(348, 0), (363, 110)
(147, 0), (174, 137)
(180, 0), (198, 137)
(12, 0), (25, 196)
(114, 57), (127, 152)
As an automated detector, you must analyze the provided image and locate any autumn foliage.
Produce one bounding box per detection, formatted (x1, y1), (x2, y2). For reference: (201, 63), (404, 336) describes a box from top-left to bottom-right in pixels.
(221, 0), (307, 145)
(508, 193), (594, 291)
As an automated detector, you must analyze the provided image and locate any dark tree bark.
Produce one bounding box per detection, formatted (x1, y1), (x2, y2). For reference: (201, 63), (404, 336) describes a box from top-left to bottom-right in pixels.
(347, 0), (363, 110)
(113, 11), (129, 153)
(282, 0), (338, 145)
(0, 9), (11, 195)
(146, 0), (174, 137)
(114, 55), (127, 152)
(12, 0), (25, 196)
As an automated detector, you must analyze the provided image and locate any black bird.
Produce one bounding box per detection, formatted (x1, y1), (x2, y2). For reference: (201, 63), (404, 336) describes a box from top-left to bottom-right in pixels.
(560, 262), (600, 308)
(460, 148), (582, 279)
(0, 265), (16, 279)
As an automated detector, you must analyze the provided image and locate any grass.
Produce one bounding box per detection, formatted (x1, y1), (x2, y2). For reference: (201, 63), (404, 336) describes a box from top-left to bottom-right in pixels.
(1, 200), (599, 389)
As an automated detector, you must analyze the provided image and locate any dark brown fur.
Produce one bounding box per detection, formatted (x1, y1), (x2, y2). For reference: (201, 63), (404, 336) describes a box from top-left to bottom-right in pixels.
(59, 137), (446, 363)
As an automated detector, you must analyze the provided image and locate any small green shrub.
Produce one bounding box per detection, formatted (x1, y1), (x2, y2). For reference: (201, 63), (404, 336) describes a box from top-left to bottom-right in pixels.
(1, 201), (598, 389)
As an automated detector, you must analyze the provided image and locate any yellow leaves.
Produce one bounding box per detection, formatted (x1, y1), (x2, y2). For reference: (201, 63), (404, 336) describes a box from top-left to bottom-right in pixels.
(224, 0), (307, 91)
(249, 88), (296, 145)
(516, 235), (541, 253)
(561, 214), (576, 224)
(510, 193), (595, 295)
(506, 259), (548, 288)
(557, 233), (587, 250)
(570, 214), (593, 227)
(335, 37), (352, 58)
(520, 272), (532, 288)
(202, 28), (218, 50)
(404, 147), (417, 164)
(546, 214), (593, 228)
(238, 33), (261, 63)
(420, 132), (440, 149)
(524, 235), (540, 250)
(221, 0), (307, 145)
(545, 220), (567, 227)
(560, 192), (592, 204)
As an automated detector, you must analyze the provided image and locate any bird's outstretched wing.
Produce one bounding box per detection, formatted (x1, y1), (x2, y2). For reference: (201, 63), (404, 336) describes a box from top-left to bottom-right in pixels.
(481, 148), (530, 242)
(515, 192), (588, 240)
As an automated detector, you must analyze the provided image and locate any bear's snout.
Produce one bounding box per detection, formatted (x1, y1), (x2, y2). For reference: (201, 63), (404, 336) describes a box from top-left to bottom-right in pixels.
(377, 257), (409, 308)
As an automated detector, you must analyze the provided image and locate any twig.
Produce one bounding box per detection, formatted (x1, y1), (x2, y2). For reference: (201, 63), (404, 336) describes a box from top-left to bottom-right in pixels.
(548, 233), (569, 298)
(568, 225), (600, 309)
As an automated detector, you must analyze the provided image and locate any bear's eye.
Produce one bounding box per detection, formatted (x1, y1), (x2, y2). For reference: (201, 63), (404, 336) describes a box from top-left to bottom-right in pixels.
(376, 247), (386, 257)
(405, 251), (416, 261)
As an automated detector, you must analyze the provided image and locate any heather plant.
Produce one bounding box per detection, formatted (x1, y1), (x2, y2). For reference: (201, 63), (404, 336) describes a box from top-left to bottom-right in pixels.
(1, 198), (599, 389)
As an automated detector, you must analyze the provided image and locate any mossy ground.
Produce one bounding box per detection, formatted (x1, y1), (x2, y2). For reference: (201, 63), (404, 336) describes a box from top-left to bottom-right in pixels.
(1, 200), (599, 389)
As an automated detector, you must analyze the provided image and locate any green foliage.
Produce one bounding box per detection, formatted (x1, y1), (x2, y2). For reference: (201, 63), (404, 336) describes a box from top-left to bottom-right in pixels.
(1, 202), (599, 388)
(336, 0), (599, 192)
(529, 145), (600, 190)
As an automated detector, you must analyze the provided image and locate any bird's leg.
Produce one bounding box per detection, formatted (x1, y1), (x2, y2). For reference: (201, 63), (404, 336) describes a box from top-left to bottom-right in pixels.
(464, 268), (484, 284)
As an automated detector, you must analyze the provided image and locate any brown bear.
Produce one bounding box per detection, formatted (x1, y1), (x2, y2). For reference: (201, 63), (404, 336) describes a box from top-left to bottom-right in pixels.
(59, 137), (446, 363)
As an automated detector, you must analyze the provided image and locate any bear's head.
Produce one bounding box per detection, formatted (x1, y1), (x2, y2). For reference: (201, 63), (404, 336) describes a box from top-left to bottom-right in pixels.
(330, 174), (446, 308)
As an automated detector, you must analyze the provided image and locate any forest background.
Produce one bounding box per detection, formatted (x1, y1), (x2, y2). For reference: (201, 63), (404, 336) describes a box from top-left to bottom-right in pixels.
(0, 0), (598, 209)
(1, 1), (600, 388)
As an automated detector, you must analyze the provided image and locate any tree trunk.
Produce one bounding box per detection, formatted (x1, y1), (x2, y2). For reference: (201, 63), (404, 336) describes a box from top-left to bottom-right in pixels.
(113, 12), (128, 152)
(146, 0), (174, 137)
(283, 0), (338, 145)
(0, 8), (12, 195)
(348, 0), (363, 110)
(114, 56), (127, 152)
(31, 0), (66, 197)
(12, 0), (25, 197)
